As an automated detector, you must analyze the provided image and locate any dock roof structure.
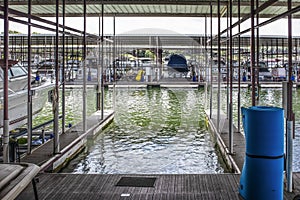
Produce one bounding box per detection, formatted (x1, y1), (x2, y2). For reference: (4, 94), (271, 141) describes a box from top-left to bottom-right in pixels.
(1, 0), (300, 50)
(0, 1), (298, 195)
(2, 0), (300, 18)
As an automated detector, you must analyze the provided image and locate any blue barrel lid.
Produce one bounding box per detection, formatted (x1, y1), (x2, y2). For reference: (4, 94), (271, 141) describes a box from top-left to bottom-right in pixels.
(249, 106), (283, 112)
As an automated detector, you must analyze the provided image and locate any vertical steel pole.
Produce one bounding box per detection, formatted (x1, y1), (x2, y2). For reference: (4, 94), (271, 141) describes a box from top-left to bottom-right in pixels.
(237, 0), (241, 133)
(226, 6), (229, 119)
(276, 39), (279, 65)
(282, 38), (284, 70)
(113, 15), (116, 111)
(209, 2), (213, 119)
(250, 0), (256, 106)
(226, 7), (230, 119)
(97, 15), (101, 111)
(3, 0), (9, 163)
(53, 0), (60, 154)
(205, 15), (207, 84)
(113, 15), (116, 82)
(217, 0), (221, 132)
(72, 36), (74, 79)
(83, 0), (87, 131)
(287, 0), (293, 192)
(229, 0), (233, 154)
(101, 3), (104, 120)
(256, 0), (260, 103)
(62, 0), (66, 134)
(27, 0), (33, 155)
(266, 42), (269, 67)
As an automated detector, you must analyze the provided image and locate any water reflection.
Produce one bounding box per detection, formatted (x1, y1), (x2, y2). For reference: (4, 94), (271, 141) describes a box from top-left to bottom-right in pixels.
(63, 88), (224, 174)
(57, 87), (299, 173)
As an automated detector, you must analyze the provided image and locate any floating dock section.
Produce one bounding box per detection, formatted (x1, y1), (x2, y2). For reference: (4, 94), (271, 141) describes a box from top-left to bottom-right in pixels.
(205, 109), (242, 173)
(20, 110), (114, 172)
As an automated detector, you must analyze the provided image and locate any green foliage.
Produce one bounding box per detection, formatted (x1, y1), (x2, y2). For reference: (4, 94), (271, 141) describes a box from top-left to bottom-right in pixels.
(145, 50), (156, 59)
(9, 30), (21, 34)
(17, 137), (27, 145)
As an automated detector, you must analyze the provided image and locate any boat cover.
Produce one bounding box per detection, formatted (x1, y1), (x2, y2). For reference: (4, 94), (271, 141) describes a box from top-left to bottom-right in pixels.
(167, 54), (189, 73)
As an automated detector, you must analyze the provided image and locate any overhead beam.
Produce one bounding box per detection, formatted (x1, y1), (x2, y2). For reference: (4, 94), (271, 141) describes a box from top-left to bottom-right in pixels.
(5, 0), (300, 7)
(6, 0), (229, 6)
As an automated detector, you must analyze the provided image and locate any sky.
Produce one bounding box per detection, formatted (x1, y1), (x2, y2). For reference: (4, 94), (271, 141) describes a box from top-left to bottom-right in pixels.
(1, 17), (299, 36)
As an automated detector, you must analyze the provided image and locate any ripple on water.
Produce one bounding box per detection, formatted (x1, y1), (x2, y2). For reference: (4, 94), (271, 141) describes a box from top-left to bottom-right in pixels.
(61, 87), (300, 173)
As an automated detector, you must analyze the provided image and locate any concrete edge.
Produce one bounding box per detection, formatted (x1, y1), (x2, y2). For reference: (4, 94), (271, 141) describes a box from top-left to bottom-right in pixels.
(205, 114), (241, 174)
(39, 111), (115, 172)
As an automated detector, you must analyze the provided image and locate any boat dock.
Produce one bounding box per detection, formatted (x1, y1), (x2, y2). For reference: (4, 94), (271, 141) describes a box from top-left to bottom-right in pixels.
(20, 110), (114, 172)
(2, 0), (300, 198)
(13, 107), (300, 200)
(15, 171), (300, 199)
(90, 80), (300, 89)
(1, 84), (299, 199)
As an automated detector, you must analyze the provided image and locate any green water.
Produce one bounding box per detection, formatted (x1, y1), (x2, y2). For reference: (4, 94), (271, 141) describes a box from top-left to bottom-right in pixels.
(33, 86), (300, 173)
(61, 87), (224, 174)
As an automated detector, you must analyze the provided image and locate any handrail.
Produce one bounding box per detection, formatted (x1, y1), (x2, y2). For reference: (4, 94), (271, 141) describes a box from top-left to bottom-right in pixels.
(11, 115), (63, 139)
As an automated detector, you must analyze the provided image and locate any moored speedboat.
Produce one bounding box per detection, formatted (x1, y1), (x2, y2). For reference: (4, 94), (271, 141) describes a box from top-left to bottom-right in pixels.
(0, 60), (54, 133)
(167, 54), (189, 73)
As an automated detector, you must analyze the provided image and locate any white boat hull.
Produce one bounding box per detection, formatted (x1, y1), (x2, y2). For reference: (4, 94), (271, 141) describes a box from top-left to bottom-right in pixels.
(0, 80), (54, 134)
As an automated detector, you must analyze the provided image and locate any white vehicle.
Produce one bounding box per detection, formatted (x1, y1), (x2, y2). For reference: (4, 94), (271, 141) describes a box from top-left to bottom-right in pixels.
(0, 60), (54, 133)
(272, 68), (286, 81)
(244, 61), (272, 81)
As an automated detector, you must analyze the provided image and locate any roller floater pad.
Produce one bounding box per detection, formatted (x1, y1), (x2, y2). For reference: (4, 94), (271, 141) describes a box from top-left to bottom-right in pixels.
(240, 106), (284, 200)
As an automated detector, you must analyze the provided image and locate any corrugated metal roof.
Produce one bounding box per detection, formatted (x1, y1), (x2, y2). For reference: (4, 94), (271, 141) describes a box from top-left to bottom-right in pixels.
(2, 34), (295, 49)
(2, 0), (300, 18)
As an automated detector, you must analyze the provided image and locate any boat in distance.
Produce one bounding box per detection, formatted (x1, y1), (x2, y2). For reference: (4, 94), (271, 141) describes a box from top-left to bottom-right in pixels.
(167, 54), (189, 73)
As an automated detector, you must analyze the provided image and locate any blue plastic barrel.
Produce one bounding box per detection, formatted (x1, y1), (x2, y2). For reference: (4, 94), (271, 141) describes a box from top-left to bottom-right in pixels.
(241, 106), (284, 157)
(239, 106), (284, 200)
(239, 155), (284, 199)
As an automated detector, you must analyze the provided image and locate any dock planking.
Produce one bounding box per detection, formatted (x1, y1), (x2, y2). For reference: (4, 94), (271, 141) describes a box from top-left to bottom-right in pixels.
(0, 163), (40, 200)
(20, 110), (114, 171)
(16, 173), (240, 200)
(17, 173), (300, 200)
(10, 102), (300, 199)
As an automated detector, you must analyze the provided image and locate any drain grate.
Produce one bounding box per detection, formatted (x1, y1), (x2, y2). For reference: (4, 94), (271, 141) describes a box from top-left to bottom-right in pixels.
(116, 177), (156, 187)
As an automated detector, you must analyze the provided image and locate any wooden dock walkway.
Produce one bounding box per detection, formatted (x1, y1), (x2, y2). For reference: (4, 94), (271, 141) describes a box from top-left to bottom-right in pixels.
(0, 163), (39, 200)
(74, 79), (300, 89)
(10, 98), (300, 199)
(14, 107), (300, 199)
(14, 173), (248, 200)
(20, 110), (114, 172)
(16, 173), (300, 200)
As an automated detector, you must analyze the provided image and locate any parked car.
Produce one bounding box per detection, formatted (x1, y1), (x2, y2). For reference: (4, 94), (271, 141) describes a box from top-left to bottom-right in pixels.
(37, 59), (55, 75)
(271, 67), (286, 81)
(243, 61), (272, 81)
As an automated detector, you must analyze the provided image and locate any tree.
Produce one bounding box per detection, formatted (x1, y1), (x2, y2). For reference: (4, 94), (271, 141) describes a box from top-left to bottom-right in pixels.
(9, 30), (21, 34)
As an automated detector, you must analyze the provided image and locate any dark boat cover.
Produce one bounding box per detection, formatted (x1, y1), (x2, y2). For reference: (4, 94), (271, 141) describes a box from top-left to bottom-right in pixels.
(167, 54), (189, 73)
